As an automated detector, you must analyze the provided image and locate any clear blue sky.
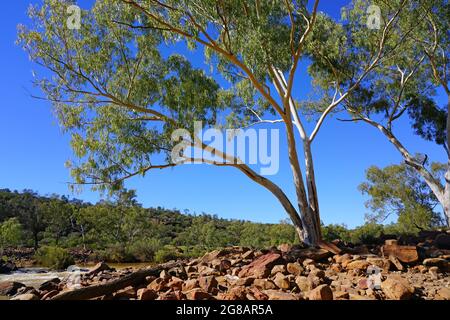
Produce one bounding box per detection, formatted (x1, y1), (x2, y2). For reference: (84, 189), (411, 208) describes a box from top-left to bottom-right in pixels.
(0, 1), (446, 228)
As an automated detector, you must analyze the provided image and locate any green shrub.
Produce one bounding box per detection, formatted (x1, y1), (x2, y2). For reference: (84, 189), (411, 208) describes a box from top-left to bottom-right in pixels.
(126, 238), (162, 262)
(322, 224), (351, 242)
(96, 244), (135, 263)
(0, 218), (23, 249)
(154, 246), (186, 263)
(35, 246), (74, 269)
(350, 223), (384, 244)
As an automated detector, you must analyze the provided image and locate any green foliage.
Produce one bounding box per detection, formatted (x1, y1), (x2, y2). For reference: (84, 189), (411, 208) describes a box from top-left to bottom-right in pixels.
(0, 218), (23, 249)
(35, 246), (74, 269)
(0, 187), (446, 259)
(359, 162), (445, 233)
(322, 224), (351, 243)
(0, 189), (299, 262)
(350, 223), (384, 244)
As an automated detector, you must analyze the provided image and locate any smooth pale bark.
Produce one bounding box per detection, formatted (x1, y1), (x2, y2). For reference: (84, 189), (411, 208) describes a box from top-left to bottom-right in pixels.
(284, 114), (318, 245)
(445, 97), (450, 224)
(269, 67), (322, 246)
(303, 141), (322, 244)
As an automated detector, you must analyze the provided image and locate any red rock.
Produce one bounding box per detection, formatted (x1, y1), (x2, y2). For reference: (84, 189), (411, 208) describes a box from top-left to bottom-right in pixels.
(0, 281), (26, 296)
(238, 253), (282, 278)
(358, 278), (369, 290)
(201, 249), (228, 263)
(241, 250), (255, 260)
(345, 260), (370, 270)
(436, 287), (450, 300)
(335, 254), (353, 264)
(381, 276), (414, 300)
(236, 277), (255, 286)
(271, 264), (286, 275)
(87, 262), (113, 276)
(167, 277), (184, 290)
(185, 288), (213, 300)
(248, 287), (268, 300)
(253, 278), (277, 290)
(277, 243), (292, 252)
(263, 290), (300, 300)
(157, 291), (179, 300)
(137, 288), (158, 300)
(182, 279), (199, 292)
(388, 255), (404, 271)
(273, 273), (291, 290)
(219, 260), (232, 272)
(308, 284), (333, 300)
(334, 291), (349, 299)
(223, 286), (247, 300)
(292, 248), (331, 261)
(198, 276), (218, 293)
(381, 244), (419, 263)
(286, 262), (303, 276)
(147, 278), (167, 292)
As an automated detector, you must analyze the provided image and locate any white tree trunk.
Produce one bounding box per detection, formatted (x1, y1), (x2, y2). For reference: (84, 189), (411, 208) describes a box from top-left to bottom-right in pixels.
(284, 117), (322, 246)
(370, 121), (449, 226)
(445, 97), (450, 225)
(303, 141), (322, 245)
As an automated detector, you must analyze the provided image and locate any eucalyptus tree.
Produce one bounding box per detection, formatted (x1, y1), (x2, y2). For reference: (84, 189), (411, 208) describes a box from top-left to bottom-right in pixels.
(316, 0), (449, 224)
(359, 163), (445, 230)
(18, 0), (412, 246)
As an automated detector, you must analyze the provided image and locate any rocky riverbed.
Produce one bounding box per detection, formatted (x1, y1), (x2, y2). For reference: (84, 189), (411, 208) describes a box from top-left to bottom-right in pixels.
(1, 231), (449, 301)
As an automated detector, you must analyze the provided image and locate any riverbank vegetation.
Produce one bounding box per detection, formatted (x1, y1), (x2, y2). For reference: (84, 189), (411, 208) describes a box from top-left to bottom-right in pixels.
(0, 182), (445, 267)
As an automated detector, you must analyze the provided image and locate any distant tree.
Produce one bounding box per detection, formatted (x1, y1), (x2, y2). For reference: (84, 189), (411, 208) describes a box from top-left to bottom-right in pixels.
(321, 223), (351, 243)
(40, 198), (74, 245)
(359, 163), (445, 232)
(12, 192), (46, 249)
(0, 218), (23, 255)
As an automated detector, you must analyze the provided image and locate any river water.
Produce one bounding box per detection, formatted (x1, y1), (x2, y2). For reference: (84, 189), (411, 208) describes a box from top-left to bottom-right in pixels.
(0, 262), (152, 299)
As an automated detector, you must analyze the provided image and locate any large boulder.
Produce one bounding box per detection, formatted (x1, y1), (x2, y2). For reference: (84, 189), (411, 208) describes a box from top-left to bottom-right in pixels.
(436, 287), (450, 300)
(238, 253), (283, 278)
(434, 234), (450, 250)
(381, 276), (414, 300)
(308, 284), (333, 300)
(137, 288), (158, 300)
(0, 281), (26, 296)
(272, 273), (291, 290)
(422, 258), (449, 271)
(87, 262), (114, 276)
(381, 243), (419, 264)
(0, 261), (17, 274)
(38, 278), (61, 292)
(198, 276), (218, 293)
